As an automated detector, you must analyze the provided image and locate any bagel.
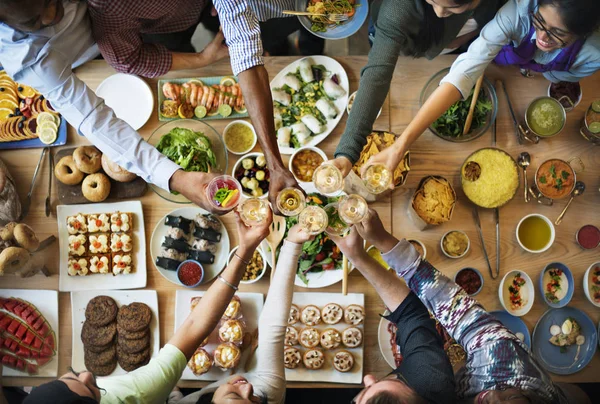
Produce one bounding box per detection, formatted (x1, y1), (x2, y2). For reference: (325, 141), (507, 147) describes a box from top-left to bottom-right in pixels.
(0, 246), (30, 276)
(55, 156), (84, 185)
(13, 223), (39, 252)
(82, 173), (111, 202)
(0, 222), (17, 241)
(73, 146), (102, 174)
(101, 154), (136, 183)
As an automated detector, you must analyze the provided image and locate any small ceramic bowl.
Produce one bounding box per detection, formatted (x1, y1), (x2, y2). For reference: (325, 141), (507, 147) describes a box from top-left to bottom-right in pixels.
(228, 245), (267, 285)
(499, 270), (534, 317)
(232, 152), (269, 199)
(583, 261), (600, 308)
(176, 259), (204, 288)
(538, 262), (574, 308)
(407, 239), (427, 260)
(515, 214), (556, 253)
(576, 224), (600, 250)
(288, 146), (328, 184)
(223, 120), (257, 155)
(347, 91), (382, 119)
(440, 230), (470, 259)
(454, 267), (484, 296)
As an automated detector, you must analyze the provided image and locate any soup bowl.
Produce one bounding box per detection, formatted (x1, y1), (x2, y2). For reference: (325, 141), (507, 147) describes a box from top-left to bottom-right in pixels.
(516, 214), (555, 254)
(534, 158), (576, 200)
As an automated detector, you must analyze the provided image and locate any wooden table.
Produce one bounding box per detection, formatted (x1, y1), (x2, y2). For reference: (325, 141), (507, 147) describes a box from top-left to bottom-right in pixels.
(1, 56), (599, 388)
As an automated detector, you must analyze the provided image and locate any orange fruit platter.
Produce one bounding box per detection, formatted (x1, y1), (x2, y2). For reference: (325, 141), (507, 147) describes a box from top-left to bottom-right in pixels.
(0, 69), (66, 149)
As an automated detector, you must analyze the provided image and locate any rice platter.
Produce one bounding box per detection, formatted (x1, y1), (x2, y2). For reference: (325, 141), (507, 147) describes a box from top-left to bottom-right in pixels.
(461, 148), (518, 208)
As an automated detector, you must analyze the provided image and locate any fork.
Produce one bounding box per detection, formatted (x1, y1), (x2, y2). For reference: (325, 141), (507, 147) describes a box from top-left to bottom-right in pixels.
(282, 10), (349, 22)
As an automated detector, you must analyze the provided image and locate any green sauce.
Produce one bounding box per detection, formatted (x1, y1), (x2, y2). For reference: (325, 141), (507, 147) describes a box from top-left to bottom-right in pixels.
(527, 98), (564, 136)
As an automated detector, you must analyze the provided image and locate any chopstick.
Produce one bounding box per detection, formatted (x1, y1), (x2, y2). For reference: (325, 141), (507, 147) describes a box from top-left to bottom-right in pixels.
(342, 256), (348, 295)
(463, 75), (485, 136)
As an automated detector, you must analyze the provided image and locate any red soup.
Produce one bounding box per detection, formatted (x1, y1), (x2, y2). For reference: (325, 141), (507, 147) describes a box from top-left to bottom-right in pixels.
(577, 225), (600, 249)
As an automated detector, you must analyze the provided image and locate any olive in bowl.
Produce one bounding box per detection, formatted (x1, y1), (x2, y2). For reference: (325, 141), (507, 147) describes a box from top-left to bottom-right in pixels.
(233, 152), (270, 198)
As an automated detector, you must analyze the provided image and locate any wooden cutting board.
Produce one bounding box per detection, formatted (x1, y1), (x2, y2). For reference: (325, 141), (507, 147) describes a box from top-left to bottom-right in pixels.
(55, 148), (147, 205)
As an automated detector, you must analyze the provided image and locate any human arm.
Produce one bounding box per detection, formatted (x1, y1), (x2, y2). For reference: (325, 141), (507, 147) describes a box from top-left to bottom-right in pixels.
(170, 31), (229, 72)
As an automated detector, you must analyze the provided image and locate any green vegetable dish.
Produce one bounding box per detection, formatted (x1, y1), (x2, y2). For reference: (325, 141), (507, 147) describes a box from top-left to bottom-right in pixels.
(432, 88), (493, 138)
(156, 127), (216, 172)
(279, 193), (343, 285)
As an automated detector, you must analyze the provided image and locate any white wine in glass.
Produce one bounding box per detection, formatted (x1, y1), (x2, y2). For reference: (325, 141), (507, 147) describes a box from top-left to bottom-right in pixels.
(238, 197), (270, 226)
(338, 194), (368, 224)
(324, 203), (350, 236)
(363, 163), (392, 194)
(298, 205), (329, 235)
(276, 187), (306, 217)
(312, 163), (344, 195)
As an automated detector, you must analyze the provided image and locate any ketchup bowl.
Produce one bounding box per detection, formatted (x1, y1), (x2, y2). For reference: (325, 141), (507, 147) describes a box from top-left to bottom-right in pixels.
(177, 260), (204, 288)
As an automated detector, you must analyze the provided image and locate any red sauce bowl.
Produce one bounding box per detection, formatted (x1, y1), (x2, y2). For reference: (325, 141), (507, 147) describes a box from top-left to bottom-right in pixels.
(177, 260), (204, 288)
(454, 267), (484, 296)
(576, 225), (600, 250)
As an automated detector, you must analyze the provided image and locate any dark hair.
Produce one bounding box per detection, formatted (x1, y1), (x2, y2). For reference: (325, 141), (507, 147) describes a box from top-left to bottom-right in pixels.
(538, 0), (600, 37)
(195, 392), (268, 404)
(365, 390), (428, 404)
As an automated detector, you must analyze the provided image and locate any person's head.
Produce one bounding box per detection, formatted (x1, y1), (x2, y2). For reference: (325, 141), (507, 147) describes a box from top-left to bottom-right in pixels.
(206, 375), (267, 404)
(533, 0), (600, 52)
(351, 373), (428, 404)
(475, 387), (548, 403)
(0, 0), (65, 32)
(424, 0), (480, 19)
(23, 368), (100, 404)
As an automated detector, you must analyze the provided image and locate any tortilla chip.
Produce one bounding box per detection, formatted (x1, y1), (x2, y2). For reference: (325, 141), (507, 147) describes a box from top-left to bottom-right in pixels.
(412, 176), (455, 225)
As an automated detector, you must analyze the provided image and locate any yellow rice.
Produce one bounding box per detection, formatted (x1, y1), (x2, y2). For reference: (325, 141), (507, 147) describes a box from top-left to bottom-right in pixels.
(462, 149), (518, 208)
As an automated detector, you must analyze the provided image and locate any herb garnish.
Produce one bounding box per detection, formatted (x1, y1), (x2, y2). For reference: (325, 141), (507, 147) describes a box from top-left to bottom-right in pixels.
(539, 175), (547, 184)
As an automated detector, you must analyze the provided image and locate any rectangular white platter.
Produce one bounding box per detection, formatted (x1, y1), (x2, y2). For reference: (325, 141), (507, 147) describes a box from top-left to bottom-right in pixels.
(0, 289), (59, 378)
(57, 201), (147, 291)
(71, 290), (159, 377)
(286, 292), (364, 384)
(174, 290), (263, 381)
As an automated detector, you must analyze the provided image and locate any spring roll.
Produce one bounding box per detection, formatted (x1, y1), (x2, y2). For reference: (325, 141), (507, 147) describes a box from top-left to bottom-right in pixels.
(274, 107), (283, 130)
(290, 122), (310, 138)
(316, 98), (338, 119)
(283, 73), (302, 91)
(301, 114), (324, 135)
(299, 58), (315, 83)
(277, 127), (291, 147)
(272, 89), (291, 106)
(323, 76), (346, 99)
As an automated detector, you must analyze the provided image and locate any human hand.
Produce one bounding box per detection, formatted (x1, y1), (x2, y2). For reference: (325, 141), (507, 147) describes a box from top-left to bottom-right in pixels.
(169, 170), (232, 215)
(268, 168), (303, 215)
(286, 224), (314, 245)
(354, 209), (398, 254)
(360, 141), (406, 190)
(236, 207), (272, 255)
(200, 30), (228, 64)
(328, 227), (369, 265)
(330, 156), (353, 179)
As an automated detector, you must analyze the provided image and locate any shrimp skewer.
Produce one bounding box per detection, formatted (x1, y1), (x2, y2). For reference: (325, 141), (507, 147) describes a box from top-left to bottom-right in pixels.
(200, 86), (210, 107)
(206, 86), (216, 110)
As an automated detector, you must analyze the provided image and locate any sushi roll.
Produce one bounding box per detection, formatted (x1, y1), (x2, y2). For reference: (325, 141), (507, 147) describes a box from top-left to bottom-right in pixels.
(316, 98), (338, 119)
(162, 236), (190, 253)
(164, 215), (192, 234)
(272, 89), (291, 106)
(155, 257), (181, 271)
(189, 249), (215, 264)
(299, 58), (315, 83)
(283, 73), (301, 92)
(192, 239), (217, 254)
(195, 214), (221, 231)
(160, 247), (188, 262)
(193, 227), (222, 243)
(301, 115), (324, 135)
(166, 227), (187, 240)
(274, 107), (283, 130)
(323, 75), (346, 99)
(277, 127), (291, 147)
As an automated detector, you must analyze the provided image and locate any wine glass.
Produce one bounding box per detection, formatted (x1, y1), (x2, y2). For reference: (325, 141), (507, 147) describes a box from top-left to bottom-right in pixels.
(276, 187), (306, 217)
(312, 163), (344, 195)
(362, 163), (392, 194)
(324, 203), (350, 236)
(298, 205), (329, 235)
(238, 197), (270, 226)
(338, 194), (368, 224)
(205, 175), (242, 211)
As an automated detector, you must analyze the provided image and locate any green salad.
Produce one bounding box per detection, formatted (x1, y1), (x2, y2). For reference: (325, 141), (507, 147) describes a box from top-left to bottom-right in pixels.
(432, 89), (493, 138)
(156, 127), (216, 172)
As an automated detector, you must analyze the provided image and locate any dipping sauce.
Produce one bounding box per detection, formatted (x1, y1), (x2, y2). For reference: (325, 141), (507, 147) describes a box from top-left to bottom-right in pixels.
(527, 98), (565, 136)
(577, 225), (600, 249)
(224, 122), (256, 153)
(536, 159), (574, 199)
(455, 268), (482, 295)
(367, 246), (390, 270)
(291, 149), (324, 182)
(442, 231), (469, 258)
(549, 81), (581, 109)
(408, 239), (426, 258)
(517, 215), (552, 252)
(178, 261), (203, 286)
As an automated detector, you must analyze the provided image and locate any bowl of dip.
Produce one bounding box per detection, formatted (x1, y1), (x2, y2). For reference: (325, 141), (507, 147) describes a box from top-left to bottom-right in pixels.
(499, 270), (534, 317)
(223, 120), (257, 155)
(366, 245), (390, 270)
(289, 146), (327, 183)
(576, 225), (600, 250)
(407, 239), (427, 260)
(516, 214), (555, 253)
(534, 159), (576, 200)
(539, 262), (574, 308)
(583, 261), (600, 308)
(548, 81), (582, 112)
(177, 260), (204, 288)
(525, 97), (566, 138)
(454, 267), (483, 296)
(441, 230), (470, 259)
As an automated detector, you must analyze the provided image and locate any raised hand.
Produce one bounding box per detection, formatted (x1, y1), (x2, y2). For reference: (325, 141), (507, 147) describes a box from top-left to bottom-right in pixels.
(330, 156), (353, 179)
(268, 169), (303, 215)
(169, 170), (234, 215)
(354, 209), (398, 254)
(286, 223), (314, 245)
(236, 207), (273, 253)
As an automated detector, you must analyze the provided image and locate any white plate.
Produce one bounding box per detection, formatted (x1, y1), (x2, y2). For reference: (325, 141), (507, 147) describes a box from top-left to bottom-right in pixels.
(57, 201), (147, 292)
(150, 207), (230, 286)
(71, 290), (160, 377)
(95, 73), (154, 130)
(174, 290), (263, 381)
(271, 56), (349, 155)
(377, 312), (398, 370)
(0, 289), (59, 378)
(285, 292), (364, 384)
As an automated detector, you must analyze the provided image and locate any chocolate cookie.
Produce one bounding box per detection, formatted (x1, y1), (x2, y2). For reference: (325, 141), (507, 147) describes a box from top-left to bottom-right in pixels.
(81, 321), (117, 347)
(117, 303), (152, 333)
(117, 322), (148, 340)
(118, 332), (150, 354)
(117, 345), (150, 371)
(84, 339), (115, 353)
(85, 359), (117, 377)
(85, 296), (118, 327)
(84, 344), (116, 366)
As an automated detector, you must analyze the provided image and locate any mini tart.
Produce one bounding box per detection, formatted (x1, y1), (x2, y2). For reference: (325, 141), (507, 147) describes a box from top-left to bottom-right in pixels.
(110, 212), (133, 233)
(285, 326), (299, 346)
(89, 255), (110, 274)
(332, 350), (354, 373)
(68, 234), (87, 257)
(344, 304), (365, 325)
(89, 234), (109, 254)
(320, 328), (342, 350)
(283, 347), (302, 369)
(288, 304), (300, 325)
(223, 296), (242, 319)
(188, 348), (213, 376)
(301, 305), (321, 326)
(299, 327), (320, 349)
(67, 214), (87, 235)
(213, 342), (241, 370)
(218, 319), (245, 345)
(342, 327), (363, 348)
(87, 213), (110, 233)
(68, 257), (88, 276)
(112, 253), (133, 275)
(110, 233), (133, 253)
(321, 303), (343, 325)
(303, 349), (325, 370)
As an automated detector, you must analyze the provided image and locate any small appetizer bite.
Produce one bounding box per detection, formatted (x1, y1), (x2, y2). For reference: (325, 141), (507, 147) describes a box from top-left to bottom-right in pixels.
(67, 214), (87, 235)
(288, 304), (300, 325)
(110, 212), (133, 233)
(320, 328), (342, 350)
(299, 327), (320, 349)
(321, 303), (343, 325)
(218, 319), (245, 345)
(285, 326), (299, 346)
(332, 350), (354, 373)
(214, 342), (241, 370)
(342, 327), (363, 348)
(223, 296), (242, 320)
(68, 234), (87, 257)
(190, 296), (201, 311)
(344, 305), (365, 325)
(549, 318), (584, 349)
(188, 348), (213, 376)
(544, 267), (568, 304)
(89, 234), (109, 254)
(68, 257), (88, 276)
(301, 305), (321, 326)
(110, 233), (133, 253)
(303, 349), (325, 370)
(112, 253), (133, 275)
(508, 273), (527, 311)
(87, 213), (110, 233)
(89, 255), (110, 274)
(284, 346), (302, 369)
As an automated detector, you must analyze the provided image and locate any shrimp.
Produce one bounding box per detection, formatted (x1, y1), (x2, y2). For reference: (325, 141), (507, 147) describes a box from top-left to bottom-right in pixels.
(206, 86), (216, 110)
(162, 83), (182, 103)
(189, 83), (198, 107)
(222, 85), (230, 106)
(230, 85), (238, 107)
(200, 86), (210, 107)
(235, 84), (244, 109)
(195, 85), (204, 107)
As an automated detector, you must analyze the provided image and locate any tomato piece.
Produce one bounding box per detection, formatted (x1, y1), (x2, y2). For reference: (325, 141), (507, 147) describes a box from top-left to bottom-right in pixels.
(323, 263), (335, 271)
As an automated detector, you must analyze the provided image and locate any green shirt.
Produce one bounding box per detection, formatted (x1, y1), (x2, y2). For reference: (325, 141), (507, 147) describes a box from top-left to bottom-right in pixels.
(334, 0), (505, 163)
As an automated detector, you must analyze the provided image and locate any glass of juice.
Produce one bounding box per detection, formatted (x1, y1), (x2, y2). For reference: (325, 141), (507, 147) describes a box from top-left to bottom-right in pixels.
(238, 197), (270, 226)
(338, 194), (368, 225)
(298, 205), (329, 236)
(516, 214), (555, 253)
(362, 163), (392, 194)
(206, 175), (242, 211)
(313, 163), (344, 195)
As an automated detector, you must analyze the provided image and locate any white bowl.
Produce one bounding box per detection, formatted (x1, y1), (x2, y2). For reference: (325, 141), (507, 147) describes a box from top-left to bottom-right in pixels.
(223, 120), (257, 155)
(515, 214), (555, 253)
(232, 152), (269, 199)
(288, 146), (328, 184)
(440, 230), (470, 259)
(347, 91), (382, 119)
(228, 245), (267, 285)
(407, 239), (427, 260)
(583, 261), (600, 308)
(499, 270), (535, 316)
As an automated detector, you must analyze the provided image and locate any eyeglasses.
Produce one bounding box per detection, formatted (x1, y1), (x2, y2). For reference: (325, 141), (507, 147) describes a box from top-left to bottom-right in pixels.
(350, 373), (408, 404)
(530, 10), (569, 48)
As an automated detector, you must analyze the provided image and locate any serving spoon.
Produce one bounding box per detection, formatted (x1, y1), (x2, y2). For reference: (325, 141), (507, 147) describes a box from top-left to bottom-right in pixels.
(517, 152), (531, 203)
(555, 181), (585, 225)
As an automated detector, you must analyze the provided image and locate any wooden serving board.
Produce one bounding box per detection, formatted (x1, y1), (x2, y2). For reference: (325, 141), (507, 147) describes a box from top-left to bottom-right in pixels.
(55, 148), (147, 205)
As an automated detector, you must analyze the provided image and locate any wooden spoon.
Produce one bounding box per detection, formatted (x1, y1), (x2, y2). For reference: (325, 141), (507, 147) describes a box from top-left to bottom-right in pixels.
(266, 215), (286, 281)
(342, 255), (349, 295)
(463, 75), (485, 136)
